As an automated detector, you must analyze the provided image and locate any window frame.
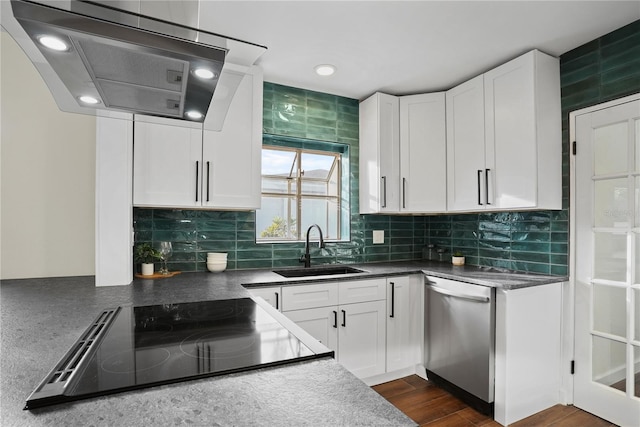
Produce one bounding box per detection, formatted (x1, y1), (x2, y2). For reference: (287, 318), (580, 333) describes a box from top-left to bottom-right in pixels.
(256, 136), (350, 244)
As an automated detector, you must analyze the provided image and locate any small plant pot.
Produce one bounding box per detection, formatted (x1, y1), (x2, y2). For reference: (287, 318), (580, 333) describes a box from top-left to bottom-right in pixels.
(141, 263), (154, 276)
(451, 256), (465, 266)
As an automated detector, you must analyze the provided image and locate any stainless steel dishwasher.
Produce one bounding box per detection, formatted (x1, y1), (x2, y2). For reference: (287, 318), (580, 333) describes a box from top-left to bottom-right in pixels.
(424, 276), (495, 415)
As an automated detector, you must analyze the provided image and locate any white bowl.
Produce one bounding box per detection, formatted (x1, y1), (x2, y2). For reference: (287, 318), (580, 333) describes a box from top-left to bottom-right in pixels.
(207, 262), (227, 273)
(207, 252), (227, 258)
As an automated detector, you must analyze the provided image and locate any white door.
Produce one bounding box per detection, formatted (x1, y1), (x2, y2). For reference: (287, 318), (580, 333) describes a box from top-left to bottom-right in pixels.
(574, 96), (640, 427)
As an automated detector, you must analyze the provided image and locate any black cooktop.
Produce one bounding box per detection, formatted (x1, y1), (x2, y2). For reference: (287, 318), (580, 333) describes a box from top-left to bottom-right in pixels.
(25, 298), (333, 410)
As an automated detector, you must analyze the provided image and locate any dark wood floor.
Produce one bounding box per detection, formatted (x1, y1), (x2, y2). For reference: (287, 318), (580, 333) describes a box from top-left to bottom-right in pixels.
(373, 375), (617, 427)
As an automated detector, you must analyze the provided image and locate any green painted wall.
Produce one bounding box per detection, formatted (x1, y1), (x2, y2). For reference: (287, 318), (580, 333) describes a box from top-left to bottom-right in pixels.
(134, 20), (640, 275)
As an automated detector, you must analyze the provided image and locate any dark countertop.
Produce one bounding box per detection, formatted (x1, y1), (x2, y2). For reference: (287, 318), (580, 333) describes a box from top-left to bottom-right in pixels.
(0, 275), (415, 427)
(1, 261), (565, 426)
(227, 260), (567, 290)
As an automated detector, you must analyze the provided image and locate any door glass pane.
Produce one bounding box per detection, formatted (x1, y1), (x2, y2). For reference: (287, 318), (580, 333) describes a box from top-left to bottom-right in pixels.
(594, 122), (628, 175)
(593, 284), (627, 338)
(634, 176), (640, 227)
(635, 289), (640, 341)
(594, 231), (628, 282)
(592, 335), (627, 392)
(635, 346), (640, 398)
(594, 178), (630, 228)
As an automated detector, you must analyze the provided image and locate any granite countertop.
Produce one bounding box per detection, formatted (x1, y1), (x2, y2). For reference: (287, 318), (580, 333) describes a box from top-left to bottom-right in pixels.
(1, 261), (565, 426)
(233, 260), (567, 290)
(0, 275), (415, 427)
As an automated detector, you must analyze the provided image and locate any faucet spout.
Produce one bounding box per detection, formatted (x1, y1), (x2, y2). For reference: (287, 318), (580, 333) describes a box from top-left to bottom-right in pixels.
(300, 224), (325, 268)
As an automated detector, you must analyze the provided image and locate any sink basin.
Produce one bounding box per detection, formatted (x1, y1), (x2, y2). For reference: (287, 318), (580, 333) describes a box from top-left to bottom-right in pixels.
(273, 266), (365, 278)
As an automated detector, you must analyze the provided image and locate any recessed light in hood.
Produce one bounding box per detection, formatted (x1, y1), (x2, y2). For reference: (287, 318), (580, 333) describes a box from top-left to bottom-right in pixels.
(4, 0), (267, 125)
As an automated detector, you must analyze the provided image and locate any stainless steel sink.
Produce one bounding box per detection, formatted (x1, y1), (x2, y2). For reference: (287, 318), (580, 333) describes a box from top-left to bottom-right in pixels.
(273, 265), (365, 278)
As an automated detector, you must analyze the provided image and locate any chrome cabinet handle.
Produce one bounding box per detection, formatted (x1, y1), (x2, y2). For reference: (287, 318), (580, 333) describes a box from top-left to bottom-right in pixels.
(485, 168), (491, 205)
(195, 161), (200, 202)
(381, 176), (387, 208)
(341, 310), (346, 327)
(477, 170), (483, 205)
(426, 283), (490, 303)
(390, 282), (395, 318)
(333, 310), (338, 328)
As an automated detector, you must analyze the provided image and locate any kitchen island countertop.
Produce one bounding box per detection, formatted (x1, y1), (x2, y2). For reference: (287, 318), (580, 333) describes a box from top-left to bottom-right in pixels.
(0, 275), (416, 427)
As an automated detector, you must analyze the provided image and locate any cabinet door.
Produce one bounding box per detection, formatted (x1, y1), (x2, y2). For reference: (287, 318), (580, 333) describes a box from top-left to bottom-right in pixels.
(399, 93), (447, 212)
(202, 67), (262, 209)
(281, 282), (339, 311)
(285, 306), (339, 353)
(446, 75), (486, 212)
(338, 278), (386, 305)
(133, 119), (203, 207)
(359, 92), (400, 213)
(338, 300), (386, 378)
(484, 51), (537, 209)
(386, 276), (423, 372)
(248, 286), (282, 311)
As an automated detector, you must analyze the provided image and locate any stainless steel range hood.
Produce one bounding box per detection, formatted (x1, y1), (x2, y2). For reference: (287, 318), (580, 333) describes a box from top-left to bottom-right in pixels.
(2, 0), (267, 128)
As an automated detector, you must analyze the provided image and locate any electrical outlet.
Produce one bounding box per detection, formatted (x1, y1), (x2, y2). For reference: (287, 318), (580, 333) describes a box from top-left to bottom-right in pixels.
(373, 230), (384, 244)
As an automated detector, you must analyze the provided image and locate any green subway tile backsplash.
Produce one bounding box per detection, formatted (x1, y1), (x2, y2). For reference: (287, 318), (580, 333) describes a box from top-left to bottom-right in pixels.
(133, 21), (640, 275)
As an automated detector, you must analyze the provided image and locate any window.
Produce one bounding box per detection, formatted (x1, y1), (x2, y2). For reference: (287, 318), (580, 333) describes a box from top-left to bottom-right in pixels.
(256, 139), (348, 242)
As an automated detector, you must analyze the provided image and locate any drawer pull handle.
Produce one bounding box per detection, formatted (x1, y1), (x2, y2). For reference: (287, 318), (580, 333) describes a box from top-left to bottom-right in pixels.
(333, 310), (338, 328)
(341, 310), (346, 327)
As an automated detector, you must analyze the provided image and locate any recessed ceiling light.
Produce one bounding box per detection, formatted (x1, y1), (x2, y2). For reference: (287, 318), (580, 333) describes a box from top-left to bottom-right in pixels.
(314, 64), (336, 77)
(186, 110), (203, 120)
(38, 35), (68, 52)
(194, 68), (216, 80)
(78, 95), (100, 105)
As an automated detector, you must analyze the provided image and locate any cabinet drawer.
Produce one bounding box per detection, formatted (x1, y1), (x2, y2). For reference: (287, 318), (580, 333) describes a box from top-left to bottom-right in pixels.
(282, 282), (339, 311)
(338, 278), (386, 305)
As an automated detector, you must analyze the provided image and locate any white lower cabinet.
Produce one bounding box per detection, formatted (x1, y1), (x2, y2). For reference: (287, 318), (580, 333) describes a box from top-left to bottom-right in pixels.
(282, 279), (387, 379)
(386, 276), (423, 373)
(248, 286), (282, 311)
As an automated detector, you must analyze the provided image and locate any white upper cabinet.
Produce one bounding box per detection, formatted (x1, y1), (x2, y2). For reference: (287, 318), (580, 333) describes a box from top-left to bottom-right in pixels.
(446, 49), (561, 212)
(133, 117), (203, 207)
(484, 50), (561, 210)
(400, 93), (447, 212)
(133, 67), (263, 210)
(359, 93), (400, 213)
(446, 75), (486, 211)
(359, 92), (446, 214)
(202, 66), (263, 209)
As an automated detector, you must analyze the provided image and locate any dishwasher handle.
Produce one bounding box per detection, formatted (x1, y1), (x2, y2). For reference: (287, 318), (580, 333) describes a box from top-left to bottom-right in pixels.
(426, 283), (490, 303)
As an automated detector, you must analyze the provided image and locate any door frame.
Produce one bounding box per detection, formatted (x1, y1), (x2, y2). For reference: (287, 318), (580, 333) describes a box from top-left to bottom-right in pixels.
(567, 92), (640, 406)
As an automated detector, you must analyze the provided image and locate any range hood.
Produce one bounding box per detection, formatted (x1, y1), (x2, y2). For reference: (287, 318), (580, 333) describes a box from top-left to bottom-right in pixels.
(2, 0), (267, 128)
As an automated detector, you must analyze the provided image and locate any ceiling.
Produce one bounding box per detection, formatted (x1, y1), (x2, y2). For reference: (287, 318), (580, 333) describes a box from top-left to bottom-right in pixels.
(198, 1), (640, 100)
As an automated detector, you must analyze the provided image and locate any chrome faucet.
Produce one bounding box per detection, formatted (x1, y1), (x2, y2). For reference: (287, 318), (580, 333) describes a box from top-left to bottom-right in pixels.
(300, 224), (325, 268)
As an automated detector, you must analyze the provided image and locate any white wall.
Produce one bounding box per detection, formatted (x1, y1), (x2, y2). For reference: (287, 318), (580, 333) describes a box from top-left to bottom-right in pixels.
(1, 32), (96, 279)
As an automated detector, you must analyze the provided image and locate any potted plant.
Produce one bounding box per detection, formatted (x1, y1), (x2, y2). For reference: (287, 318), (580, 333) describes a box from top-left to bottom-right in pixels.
(134, 243), (162, 276)
(451, 251), (465, 266)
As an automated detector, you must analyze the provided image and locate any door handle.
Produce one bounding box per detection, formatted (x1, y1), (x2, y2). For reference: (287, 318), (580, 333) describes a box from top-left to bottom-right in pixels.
(381, 176), (387, 208)
(333, 310), (338, 328)
(195, 161), (200, 202)
(390, 282), (395, 318)
(341, 310), (346, 327)
(477, 169), (483, 205)
(485, 168), (491, 205)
